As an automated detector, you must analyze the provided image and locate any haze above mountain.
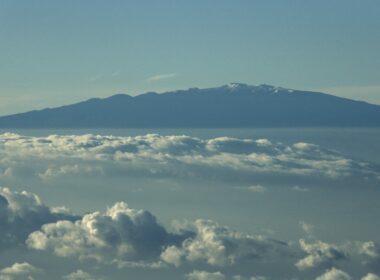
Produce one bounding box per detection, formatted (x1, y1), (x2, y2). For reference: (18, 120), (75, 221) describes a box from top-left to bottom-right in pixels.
(1, 83), (380, 128)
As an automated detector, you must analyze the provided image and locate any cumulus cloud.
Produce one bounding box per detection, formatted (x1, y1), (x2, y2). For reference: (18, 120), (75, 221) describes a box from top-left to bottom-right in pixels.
(0, 133), (375, 184)
(359, 241), (380, 269)
(0, 187), (77, 250)
(361, 273), (380, 280)
(0, 187), (379, 278)
(360, 241), (380, 259)
(315, 267), (351, 280)
(27, 204), (290, 267)
(2, 186), (289, 268)
(161, 219), (289, 267)
(0, 262), (41, 280)
(296, 239), (346, 270)
(27, 201), (181, 263)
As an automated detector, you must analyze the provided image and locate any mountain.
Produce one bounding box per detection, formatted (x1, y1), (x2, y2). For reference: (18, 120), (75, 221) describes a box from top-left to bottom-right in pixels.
(0, 83), (380, 128)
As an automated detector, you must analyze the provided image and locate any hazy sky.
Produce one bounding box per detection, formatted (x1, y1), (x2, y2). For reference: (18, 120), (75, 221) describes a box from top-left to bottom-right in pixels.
(1, 0), (379, 115)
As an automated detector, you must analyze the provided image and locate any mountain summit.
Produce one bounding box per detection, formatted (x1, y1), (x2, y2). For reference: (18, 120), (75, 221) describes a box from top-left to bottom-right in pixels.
(0, 84), (379, 128)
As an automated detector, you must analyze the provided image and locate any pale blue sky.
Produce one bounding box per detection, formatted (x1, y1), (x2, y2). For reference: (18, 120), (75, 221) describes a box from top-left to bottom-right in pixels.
(0, 0), (379, 114)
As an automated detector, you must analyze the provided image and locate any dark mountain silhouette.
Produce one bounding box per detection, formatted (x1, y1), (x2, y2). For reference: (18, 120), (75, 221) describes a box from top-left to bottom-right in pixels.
(0, 83), (380, 128)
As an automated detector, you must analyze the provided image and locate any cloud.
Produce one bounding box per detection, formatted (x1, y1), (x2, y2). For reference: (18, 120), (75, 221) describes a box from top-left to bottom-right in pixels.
(62, 270), (103, 280)
(0, 187), (77, 250)
(186, 270), (225, 280)
(161, 219), (290, 267)
(291, 185), (309, 192)
(360, 241), (380, 259)
(315, 267), (351, 280)
(300, 221), (314, 236)
(1, 185), (289, 269)
(359, 241), (380, 270)
(0, 187), (379, 278)
(247, 185), (266, 193)
(0, 262), (42, 280)
(27, 201), (181, 263)
(361, 273), (380, 280)
(147, 73), (177, 82)
(27, 203), (290, 268)
(185, 271), (268, 280)
(0, 133), (376, 184)
(296, 239), (346, 270)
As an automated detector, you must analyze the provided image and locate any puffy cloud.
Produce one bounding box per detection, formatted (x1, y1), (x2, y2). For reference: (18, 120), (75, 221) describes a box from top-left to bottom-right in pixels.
(15, 187), (290, 268)
(27, 204), (290, 267)
(0, 262), (41, 280)
(186, 270), (225, 280)
(27, 202), (181, 263)
(0, 187), (77, 250)
(359, 241), (380, 269)
(315, 267), (351, 280)
(361, 273), (380, 280)
(296, 239), (346, 270)
(161, 219), (289, 267)
(1, 186), (379, 278)
(360, 241), (380, 259)
(0, 133), (375, 182)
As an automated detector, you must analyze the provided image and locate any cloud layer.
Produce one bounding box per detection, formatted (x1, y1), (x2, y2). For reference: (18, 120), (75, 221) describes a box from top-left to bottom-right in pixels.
(0, 133), (377, 185)
(0, 187), (379, 279)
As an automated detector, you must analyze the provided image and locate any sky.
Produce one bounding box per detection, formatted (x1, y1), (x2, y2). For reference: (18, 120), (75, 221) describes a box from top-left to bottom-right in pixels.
(0, 0), (380, 115)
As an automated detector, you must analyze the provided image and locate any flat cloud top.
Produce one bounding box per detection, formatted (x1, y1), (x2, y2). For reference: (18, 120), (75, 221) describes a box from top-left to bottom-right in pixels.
(0, 133), (377, 182)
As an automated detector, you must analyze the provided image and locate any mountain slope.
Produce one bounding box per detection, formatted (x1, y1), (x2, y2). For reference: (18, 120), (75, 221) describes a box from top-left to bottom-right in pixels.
(0, 83), (380, 128)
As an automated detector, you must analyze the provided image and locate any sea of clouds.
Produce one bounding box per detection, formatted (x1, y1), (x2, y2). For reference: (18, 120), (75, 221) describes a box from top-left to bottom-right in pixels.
(0, 133), (379, 279)
(0, 187), (379, 279)
(0, 133), (378, 184)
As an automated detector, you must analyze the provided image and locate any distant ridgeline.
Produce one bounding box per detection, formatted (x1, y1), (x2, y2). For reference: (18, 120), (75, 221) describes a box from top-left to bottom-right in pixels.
(1, 83), (380, 128)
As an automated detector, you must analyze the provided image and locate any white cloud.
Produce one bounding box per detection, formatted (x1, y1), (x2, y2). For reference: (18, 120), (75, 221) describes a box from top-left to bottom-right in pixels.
(247, 185), (266, 193)
(0, 187), (77, 250)
(360, 241), (380, 258)
(186, 270), (225, 280)
(161, 219), (289, 267)
(291, 186), (309, 192)
(27, 201), (176, 263)
(296, 239), (346, 270)
(361, 273), (380, 280)
(0, 186), (379, 278)
(315, 267), (351, 280)
(62, 270), (102, 280)
(147, 73), (177, 82)
(0, 262), (41, 280)
(0, 133), (374, 183)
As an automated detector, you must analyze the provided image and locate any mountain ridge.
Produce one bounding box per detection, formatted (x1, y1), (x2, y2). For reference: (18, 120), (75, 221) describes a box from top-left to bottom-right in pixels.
(1, 83), (379, 128)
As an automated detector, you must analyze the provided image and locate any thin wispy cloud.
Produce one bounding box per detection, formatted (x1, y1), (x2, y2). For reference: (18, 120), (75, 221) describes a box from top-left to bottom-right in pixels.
(147, 73), (177, 82)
